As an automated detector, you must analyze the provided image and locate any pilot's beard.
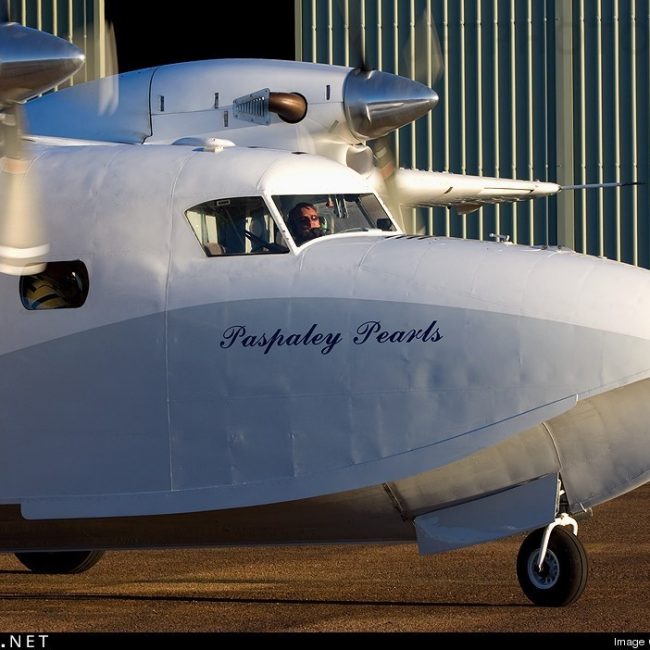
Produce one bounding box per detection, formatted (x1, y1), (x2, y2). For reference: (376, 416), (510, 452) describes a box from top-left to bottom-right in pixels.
(303, 228), (324, 240)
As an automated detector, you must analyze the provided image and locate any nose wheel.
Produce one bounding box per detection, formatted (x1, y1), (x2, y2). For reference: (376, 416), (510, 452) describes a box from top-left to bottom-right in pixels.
(516, 520), (588, 606)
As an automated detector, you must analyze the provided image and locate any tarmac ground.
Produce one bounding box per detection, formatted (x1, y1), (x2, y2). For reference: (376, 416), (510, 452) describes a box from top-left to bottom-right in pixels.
(0, 484), (649, 633)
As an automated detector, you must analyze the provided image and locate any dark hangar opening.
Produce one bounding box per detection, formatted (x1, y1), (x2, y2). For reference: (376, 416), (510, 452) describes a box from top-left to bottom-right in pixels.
(105, 2), (296, 72)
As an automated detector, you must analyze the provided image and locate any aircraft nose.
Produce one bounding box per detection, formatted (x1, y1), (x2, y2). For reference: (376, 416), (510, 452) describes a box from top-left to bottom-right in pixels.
(0, 23), (85, 105)
(343, 68), (439, 140)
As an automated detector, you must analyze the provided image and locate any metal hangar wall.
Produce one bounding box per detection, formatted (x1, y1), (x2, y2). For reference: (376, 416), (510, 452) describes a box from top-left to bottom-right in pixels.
(297, 0), (650, 268)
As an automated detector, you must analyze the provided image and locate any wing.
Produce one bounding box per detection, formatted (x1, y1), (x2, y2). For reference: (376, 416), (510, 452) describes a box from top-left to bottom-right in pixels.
(392, 168), (561, 214)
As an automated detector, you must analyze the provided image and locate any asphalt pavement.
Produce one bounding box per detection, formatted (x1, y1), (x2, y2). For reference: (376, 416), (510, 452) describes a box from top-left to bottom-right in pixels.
(0, 484), (648, 634)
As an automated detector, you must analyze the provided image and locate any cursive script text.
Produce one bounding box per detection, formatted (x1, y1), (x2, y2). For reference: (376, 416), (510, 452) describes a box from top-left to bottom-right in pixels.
(220, 324), (343, 355)
(353, 320), (443, 345)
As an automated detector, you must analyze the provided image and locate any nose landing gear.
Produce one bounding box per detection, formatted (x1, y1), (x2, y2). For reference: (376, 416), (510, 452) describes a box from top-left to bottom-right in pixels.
(516, 515), (588, 607)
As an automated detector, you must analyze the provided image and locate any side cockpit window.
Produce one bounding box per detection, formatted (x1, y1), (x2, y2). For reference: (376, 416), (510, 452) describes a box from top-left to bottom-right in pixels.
(20, 260), (89, 310)
(185, 197), (289, 256)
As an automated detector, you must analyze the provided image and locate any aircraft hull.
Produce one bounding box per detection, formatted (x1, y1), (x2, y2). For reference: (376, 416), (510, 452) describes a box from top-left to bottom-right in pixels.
(0, 376), (648, 553)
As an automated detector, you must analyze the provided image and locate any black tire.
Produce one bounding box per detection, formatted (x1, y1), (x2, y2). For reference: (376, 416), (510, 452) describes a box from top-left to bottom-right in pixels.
(15, 550), (105, 574)
(516, 526), (588, 606)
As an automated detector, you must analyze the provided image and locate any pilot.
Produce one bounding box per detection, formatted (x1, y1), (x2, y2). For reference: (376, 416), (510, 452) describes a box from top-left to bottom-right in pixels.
(21, 264), (84, 310)
(287, 203), (326, 246)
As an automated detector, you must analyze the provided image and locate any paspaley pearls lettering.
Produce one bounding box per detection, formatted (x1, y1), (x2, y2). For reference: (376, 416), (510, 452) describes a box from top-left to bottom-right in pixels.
(219, 320), (443, 355)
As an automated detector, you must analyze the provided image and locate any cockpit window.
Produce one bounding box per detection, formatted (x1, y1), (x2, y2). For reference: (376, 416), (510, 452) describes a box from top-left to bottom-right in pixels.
(272, 193), (395, 247)
(185, 197), (289, 256)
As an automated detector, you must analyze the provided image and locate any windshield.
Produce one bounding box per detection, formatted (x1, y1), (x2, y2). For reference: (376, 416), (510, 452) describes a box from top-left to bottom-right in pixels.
(272, 193), (395, 247)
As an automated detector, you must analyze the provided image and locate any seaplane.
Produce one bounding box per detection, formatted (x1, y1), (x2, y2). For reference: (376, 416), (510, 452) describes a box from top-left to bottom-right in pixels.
(0, 11), (646, 608)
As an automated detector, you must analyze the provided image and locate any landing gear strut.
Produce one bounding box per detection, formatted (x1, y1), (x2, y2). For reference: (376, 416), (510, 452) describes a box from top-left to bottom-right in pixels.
(15, 550), (105, 574)
(516, 515), (588, 607)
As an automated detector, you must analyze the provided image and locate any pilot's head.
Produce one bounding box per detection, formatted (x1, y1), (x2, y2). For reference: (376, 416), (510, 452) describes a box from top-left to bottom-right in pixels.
(288, 203), (325, 245)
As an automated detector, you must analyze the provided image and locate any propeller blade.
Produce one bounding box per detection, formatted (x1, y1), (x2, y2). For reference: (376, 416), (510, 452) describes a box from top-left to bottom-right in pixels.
(398, 3), (444, 84)
(334, 0), (370, 71)
(410, 3), (444, 85)
(0, 104), (48, 275)
(95, 21), (120, 115)
(68, 18), (119, 115)
(370, 133), (406, 231)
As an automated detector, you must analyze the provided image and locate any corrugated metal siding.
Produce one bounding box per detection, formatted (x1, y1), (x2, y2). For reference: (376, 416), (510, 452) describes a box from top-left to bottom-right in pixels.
(299, 0), (650, 267)
(7, 0), (107, 85)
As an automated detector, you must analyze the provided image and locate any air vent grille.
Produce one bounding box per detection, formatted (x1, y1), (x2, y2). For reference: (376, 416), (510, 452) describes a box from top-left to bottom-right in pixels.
(233, 89), (270, 125)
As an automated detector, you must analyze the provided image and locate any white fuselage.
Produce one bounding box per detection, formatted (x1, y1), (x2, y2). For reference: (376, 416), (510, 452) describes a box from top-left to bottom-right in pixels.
(2, 142), (650, 552)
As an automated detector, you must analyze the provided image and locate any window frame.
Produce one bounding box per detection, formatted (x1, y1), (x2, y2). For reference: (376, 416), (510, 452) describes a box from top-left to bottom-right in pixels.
(20, 260), (90, 311)
(184, 196), (290, 258)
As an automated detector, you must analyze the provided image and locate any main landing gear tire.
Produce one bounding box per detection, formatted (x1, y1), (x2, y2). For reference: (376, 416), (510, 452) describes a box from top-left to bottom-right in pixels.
(516, 526), (588, 607)
(14, 550), (105, 574)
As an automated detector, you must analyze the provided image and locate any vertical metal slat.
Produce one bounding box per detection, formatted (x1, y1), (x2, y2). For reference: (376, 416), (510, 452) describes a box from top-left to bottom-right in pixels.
(614, 0), (622, 261)
(311, 0), (318, 63)
(327, 0), (333, 65)
(510, 0), (517, 243)
(493, 0), (500, 237)
(476, 0), (484, 240)
(597, 0), (605, 257)
(579, 0), (587, 254)
(630, 0), (638, 265)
